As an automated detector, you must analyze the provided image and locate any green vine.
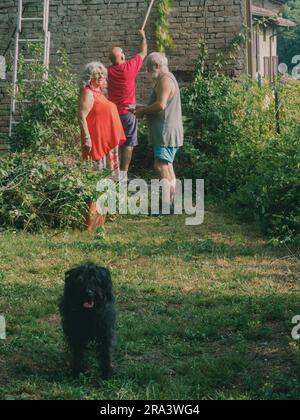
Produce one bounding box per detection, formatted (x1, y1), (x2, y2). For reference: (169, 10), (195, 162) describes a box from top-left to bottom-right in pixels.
(253, 16), (277, 29)
(193, 1), (246, 76)
(155, 0), (174, 53)
(213, 28), (247, 71)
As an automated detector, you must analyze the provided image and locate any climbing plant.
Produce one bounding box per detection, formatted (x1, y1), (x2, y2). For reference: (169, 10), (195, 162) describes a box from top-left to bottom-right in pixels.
(253, 16), (277, 29)
(155, 0), (174, 52)
(8, 47), (79, 153)
(213, 29), (247, 72)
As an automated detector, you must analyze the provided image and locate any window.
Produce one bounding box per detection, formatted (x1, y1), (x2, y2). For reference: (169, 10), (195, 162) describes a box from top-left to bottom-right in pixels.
(272, 56), (278, 77)
(256, 30), (260, 73)
(264, 57), (270, 77)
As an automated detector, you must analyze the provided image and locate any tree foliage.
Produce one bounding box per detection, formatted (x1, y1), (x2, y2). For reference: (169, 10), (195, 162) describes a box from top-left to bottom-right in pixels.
(155, 0), (174, 52)
(278, 0), (300, 69)
(181, 41), (300, 244)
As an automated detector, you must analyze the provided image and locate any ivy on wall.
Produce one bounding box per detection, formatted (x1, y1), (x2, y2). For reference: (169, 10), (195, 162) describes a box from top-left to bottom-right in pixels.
(253, 16), (277, 29)
(155, 0), (174, 52)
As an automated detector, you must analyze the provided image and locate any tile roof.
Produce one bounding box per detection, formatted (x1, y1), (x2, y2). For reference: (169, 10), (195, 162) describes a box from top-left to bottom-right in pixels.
(252, 5), (297, 28)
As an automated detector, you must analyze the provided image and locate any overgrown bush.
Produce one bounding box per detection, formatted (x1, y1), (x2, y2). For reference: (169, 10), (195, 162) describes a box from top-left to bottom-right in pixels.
(228, 131), (300, 242)
(181, 46), (300, 244)
(0, 151), (102, 232)
(9, 48), (79, 153)
(0, 48), (102, 232)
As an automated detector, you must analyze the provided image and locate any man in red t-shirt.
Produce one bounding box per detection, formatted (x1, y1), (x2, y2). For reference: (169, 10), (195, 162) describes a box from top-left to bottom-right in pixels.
(108, 30), (148, 175)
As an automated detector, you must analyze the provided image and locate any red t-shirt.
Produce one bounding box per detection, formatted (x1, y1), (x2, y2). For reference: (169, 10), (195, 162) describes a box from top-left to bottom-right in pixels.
(108, 55), (143, 115)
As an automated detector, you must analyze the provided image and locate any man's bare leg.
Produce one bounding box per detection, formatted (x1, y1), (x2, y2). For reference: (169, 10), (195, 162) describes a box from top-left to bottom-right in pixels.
(108, 146), (120, 181)
(154, 159), (173, 209)
(168, 163), (176, 204)
(154, 159), (172, 181)
(120, 146), (134, 174)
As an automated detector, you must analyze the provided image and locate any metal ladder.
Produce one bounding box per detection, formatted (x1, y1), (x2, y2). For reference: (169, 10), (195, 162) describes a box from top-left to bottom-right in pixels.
(9, 0), (51, 137)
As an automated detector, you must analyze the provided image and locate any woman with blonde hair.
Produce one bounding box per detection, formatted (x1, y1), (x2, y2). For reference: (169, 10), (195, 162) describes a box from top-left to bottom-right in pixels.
(78, 61), (126, 176)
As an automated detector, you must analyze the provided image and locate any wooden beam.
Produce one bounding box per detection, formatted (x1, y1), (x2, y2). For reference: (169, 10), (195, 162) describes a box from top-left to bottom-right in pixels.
(141, 0), (155, 31)
(245, 0), (255, 78)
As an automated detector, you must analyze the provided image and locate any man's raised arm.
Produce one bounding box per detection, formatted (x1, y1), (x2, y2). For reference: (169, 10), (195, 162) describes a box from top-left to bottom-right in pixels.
(138, 30), (148, 60)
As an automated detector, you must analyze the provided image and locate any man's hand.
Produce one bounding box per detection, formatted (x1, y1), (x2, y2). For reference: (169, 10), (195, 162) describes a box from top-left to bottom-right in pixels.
(139, 29), (146, 39)
(135, 108), (146, 119)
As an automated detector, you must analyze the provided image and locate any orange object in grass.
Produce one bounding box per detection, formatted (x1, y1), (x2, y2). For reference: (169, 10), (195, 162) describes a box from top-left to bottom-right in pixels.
(86, 202), (106, 233)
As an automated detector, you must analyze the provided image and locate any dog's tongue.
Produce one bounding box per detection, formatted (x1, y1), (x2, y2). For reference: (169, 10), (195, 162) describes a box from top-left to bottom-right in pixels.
(83, 301), (95, 309)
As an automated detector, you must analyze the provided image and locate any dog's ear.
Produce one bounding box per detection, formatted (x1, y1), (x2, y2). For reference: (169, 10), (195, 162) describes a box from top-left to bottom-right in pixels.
(65, 270), (72, 281)
(65, 269), (74, 283)
(96, 267), (114, 302)
(64, 267), (79, 291)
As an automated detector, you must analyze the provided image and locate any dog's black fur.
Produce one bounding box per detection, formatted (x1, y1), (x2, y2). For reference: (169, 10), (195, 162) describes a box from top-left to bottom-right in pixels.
(59, 263), (116, 380)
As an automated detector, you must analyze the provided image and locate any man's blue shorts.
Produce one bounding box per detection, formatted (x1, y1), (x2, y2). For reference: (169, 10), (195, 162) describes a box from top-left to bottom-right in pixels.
(154, 146), (179, 164)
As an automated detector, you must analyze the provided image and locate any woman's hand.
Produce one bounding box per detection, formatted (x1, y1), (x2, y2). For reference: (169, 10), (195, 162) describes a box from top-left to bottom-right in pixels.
(82, 136), (92, 154)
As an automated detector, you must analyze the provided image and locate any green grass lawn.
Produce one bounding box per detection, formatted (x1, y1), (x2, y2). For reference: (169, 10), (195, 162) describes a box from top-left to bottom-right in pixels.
(0, 205), (299, 400)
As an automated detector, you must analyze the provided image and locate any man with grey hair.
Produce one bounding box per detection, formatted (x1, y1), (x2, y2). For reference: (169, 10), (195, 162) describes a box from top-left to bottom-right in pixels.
(136, 52), (184, 214)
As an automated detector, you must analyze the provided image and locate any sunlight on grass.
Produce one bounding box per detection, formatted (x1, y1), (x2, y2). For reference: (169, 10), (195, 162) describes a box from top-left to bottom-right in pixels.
(0, 206), (299, 400)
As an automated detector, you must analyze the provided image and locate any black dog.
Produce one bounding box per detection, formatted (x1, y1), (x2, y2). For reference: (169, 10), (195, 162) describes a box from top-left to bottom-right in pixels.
(59, 263), (116, 380)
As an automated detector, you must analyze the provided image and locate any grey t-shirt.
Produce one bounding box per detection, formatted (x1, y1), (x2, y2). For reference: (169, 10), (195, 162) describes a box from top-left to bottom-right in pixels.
(147, 72), (184, 148)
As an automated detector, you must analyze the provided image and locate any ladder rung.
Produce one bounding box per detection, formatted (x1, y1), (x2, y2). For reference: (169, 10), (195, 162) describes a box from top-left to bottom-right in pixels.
(15, 100), (31, 103)
(19, 39), (44, 43)
(9, 0), (50, 138)
(19, 80), (40, 83)
(23, 60), (44, 63)
(21, 18), (43, 22)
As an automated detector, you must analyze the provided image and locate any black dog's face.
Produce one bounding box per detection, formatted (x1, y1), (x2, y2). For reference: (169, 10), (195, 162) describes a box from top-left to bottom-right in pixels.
(64, 264), (113, 311)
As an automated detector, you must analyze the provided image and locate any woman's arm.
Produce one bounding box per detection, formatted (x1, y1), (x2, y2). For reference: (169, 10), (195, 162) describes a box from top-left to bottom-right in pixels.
(78, 89), (94, 152)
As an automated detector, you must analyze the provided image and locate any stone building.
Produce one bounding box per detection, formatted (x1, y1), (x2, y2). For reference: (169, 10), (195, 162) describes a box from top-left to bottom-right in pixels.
(251, 0), (296, 80)
(0, 0), (294, 149)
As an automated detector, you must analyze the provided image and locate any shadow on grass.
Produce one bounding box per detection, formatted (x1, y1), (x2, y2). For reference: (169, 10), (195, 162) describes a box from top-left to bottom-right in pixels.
(1, 278), (300, 400)
(47, 237), (273, 261)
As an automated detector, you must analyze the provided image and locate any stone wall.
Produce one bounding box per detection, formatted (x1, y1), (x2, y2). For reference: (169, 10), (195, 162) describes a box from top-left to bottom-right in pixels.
(0, 0), (246, 148)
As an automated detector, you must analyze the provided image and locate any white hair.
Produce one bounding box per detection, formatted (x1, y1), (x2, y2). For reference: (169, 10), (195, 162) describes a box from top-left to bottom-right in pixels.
(81, 62), (107, 87)
(146, 52), (169, 69)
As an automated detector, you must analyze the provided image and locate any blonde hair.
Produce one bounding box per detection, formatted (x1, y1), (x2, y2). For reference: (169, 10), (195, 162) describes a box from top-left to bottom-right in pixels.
(81, 62), (107, 87)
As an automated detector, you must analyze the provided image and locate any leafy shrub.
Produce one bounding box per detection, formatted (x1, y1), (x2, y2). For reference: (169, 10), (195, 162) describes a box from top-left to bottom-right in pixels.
(0, 151), (102, 232)
(228, 132), (300, 242)
(278, 0), (300, 71)
(155, 0), (175, 52)
(1, 48), (102, 232)
(9, 48), (79, 153)
(132, 121), (153, 175)
(181, 48), (300, 243)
